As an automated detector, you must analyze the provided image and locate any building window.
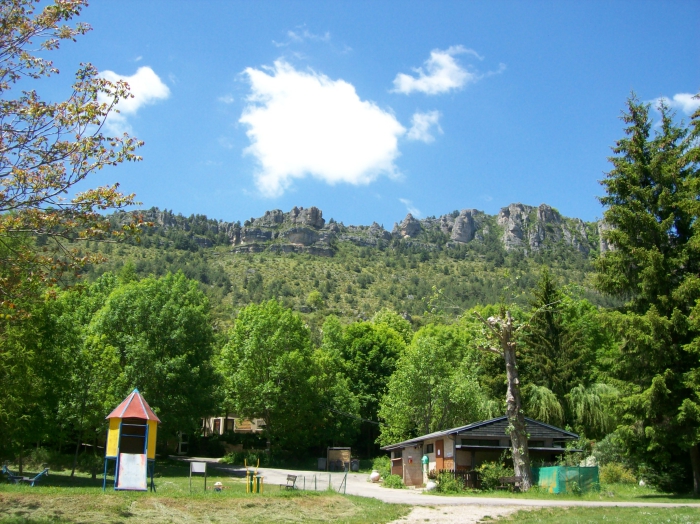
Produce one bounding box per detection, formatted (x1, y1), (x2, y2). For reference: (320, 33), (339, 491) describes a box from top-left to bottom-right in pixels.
(528, 440), (545, 448)
(425, 443), (434, 454)
(393, 449), (402, 459)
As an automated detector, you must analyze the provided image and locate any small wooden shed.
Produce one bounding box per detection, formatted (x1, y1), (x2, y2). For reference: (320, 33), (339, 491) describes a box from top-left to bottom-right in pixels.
(103, 389), (161, 491)
(327, 447), (351, 471)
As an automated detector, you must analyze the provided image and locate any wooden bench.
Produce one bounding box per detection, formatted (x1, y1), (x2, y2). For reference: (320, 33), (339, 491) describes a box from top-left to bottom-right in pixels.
(497, 475), (523, 491)
(281, 474), (297, 490)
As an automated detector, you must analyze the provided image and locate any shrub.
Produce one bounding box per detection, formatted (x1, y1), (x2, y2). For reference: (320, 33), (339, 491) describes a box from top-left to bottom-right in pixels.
(600, 462), (636, 484)
(372, 455), (391, 479)
(220, 451), (268, 467)
(77, 452), (103, 479)
(592, 433), (626, 466)
(436, 471), (463, 493)
(25, 447), (51, 469)
(382, 474), (405, 489)
(476, 461), (514, 491)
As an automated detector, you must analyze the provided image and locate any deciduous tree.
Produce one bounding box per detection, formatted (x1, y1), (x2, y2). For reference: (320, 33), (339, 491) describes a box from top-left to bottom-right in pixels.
(0, 0), (144, 313)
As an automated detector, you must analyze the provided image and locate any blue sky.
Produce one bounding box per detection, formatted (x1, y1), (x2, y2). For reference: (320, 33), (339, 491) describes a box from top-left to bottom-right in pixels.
(51, 1), (699, 227)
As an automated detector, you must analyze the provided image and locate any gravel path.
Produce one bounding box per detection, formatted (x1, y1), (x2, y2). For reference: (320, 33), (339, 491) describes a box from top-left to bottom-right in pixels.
(387, 505), (530, 524)
(177, 458), (700, 511)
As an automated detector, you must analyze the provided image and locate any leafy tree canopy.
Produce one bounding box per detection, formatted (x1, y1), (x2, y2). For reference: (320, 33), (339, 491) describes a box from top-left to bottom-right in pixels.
(0, 0), (143, 313)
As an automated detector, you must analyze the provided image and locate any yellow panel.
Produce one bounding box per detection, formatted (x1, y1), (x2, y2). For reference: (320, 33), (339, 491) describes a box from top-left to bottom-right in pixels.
(106, 418), (120, 458)
(147, 420), (158, 459)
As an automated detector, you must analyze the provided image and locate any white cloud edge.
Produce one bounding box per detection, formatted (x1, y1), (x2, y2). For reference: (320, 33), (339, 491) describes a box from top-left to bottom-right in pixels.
(651, 92), (700, 116)
(399, 198), (421, 217)
(392, 45), (478, 95)
(100, 66), (170, 135)
(407, 110), (443, 143)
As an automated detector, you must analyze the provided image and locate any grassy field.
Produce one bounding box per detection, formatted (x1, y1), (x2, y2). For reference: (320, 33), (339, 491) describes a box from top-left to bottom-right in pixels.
(497, 506), (700, 523)
(0, 461), (410, 524)
(429, 482), (700, 504)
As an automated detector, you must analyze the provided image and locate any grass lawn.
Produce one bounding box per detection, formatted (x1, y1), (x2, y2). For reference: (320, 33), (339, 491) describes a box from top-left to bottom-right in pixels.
(497, 506), (700, 523)
(0, 460), (410, 523)
(429, 482), (700, 504)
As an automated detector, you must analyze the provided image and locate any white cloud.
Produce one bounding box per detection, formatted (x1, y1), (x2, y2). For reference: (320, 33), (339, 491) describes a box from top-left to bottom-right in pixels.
(399, 198), (421, 217)
(392, 45), (482, 95)
(653, 93), (700, 115)
(100, 66), (170, 134)
(218, 94), (235, 104)
(239, 60), (406, 197)
(274, 27), (331, 47)
(407, 110), (442, 142)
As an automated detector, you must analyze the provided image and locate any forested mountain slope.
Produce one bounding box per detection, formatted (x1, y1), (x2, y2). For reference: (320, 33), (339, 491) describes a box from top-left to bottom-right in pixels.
(79, 203), (614, 328)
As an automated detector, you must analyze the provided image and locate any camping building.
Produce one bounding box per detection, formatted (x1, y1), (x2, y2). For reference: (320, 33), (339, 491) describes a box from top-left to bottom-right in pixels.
(380, 416), (579, 487)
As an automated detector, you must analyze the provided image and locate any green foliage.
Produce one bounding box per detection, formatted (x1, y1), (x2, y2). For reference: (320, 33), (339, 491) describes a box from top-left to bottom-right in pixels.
(91, 272), (221, 440)
(220, 300), (317, 453)
(595, 94), (700, 492)
(435, 471), (465, 493)
(220, 450), (269, 466)
(523, 384), (564, 427)
(378, 326), (492, 446)
(476, 460), (514, 491)
(340, 321), (406, 454)
(382, 474), (405, 489)
(600, 463), (636, 485)
(592, 433), (627, 467)
(371, 455), (391, 479)
(0, 0), (143, 310)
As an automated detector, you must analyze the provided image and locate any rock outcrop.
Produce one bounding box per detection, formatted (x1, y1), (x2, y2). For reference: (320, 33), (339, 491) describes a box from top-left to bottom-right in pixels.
(134, 202), (599, 258)
(451, 209), (480, 243)
(394, 214), (422, 238)
(496, 203), (591, 254)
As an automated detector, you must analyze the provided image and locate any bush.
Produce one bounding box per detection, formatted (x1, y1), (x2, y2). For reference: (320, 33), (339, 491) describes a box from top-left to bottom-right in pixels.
(77, 452), (103, 479)
(220, 450), (268, 467)
(600, 462), (636, 484)
(436, 471), (463, 493)
(476, 461), (514, 491)
(592, 433), (627, 466)
(25, 447), (51, 469)
(372, 455), (391, 479)
(382, 474), (405, 489)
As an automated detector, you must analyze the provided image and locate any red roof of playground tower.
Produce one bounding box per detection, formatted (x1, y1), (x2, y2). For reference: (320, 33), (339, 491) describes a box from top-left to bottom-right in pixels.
(106, 389), (161, 422)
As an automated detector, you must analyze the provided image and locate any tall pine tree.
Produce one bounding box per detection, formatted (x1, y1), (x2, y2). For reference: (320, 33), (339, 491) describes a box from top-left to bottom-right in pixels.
(596, 94), (700, 492)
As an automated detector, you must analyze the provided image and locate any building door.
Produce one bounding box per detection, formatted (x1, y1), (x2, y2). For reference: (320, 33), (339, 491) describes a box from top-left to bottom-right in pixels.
(435, 439), (444, 470)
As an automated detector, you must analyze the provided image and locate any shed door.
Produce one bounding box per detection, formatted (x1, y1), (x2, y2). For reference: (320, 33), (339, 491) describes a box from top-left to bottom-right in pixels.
(435, 439), (444, 470)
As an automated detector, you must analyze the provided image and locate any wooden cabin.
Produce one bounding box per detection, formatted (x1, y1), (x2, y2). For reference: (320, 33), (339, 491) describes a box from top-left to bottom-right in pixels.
(380, 416), (579, 487)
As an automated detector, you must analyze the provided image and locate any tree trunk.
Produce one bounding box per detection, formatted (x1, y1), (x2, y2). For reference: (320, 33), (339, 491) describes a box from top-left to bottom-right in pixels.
(18, 447), (23, 475)
(691, 444), (700, 496)
(502, 311), (532, 491)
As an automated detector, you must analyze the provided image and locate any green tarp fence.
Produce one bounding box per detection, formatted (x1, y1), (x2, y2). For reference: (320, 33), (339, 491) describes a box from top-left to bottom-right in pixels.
(531, 466), (600, 494)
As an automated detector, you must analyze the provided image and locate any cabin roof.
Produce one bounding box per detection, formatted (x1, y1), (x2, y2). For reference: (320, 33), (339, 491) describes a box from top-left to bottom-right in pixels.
(106, 389), (161, 422)
(380, 416), (578, 451)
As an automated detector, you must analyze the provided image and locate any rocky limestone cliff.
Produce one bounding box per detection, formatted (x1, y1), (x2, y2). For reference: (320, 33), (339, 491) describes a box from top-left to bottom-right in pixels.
(133, 202), (599, 257)
(495, 203), (591, 254)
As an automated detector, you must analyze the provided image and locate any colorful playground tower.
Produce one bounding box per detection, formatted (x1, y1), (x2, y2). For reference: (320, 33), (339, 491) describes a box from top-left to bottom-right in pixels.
(103, 389), (160, 491)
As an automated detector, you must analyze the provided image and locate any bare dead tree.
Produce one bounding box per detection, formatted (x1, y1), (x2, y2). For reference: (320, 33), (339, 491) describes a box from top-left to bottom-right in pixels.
(474, 309), (532, 491)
